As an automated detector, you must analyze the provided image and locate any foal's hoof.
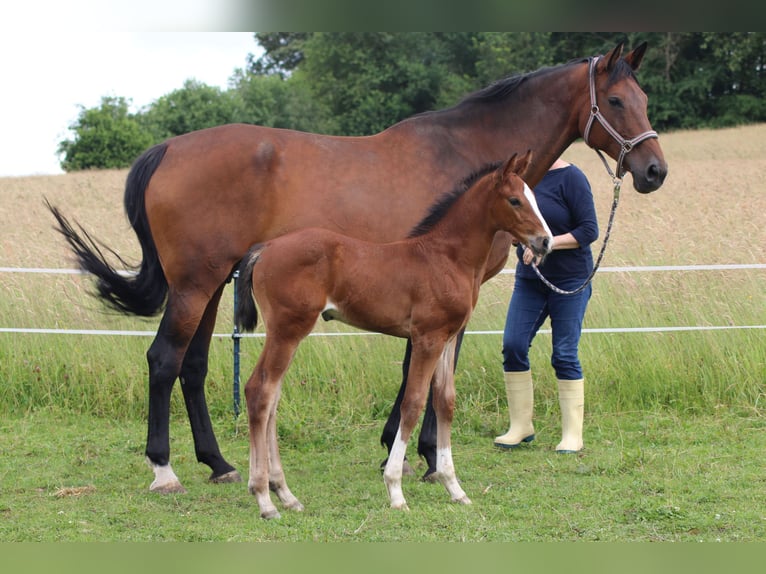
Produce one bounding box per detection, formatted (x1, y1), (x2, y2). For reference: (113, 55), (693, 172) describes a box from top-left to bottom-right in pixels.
(453, 495), (472, 505)
(261, 509), (281, 520)
(209, 470), (242, 484)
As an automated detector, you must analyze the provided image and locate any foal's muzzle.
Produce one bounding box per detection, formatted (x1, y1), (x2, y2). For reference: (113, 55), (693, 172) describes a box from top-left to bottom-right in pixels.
(528, 235), (552, 264)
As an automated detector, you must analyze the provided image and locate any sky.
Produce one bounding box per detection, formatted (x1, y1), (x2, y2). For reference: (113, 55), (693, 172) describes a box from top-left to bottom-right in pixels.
(0, 31), (258, 177)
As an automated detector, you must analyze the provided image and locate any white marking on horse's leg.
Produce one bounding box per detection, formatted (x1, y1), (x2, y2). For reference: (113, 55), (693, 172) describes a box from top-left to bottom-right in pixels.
(436, 447), (471, 505)
(382, 428), (409, 511)
(146, 458), (186, 494)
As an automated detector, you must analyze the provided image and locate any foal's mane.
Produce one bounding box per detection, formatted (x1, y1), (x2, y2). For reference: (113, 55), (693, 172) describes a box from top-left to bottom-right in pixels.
(407, 161), (503, 238)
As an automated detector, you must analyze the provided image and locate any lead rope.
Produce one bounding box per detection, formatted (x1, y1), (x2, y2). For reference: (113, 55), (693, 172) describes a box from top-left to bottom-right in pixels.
(530, 55), (658, 296)
(530, 178), (620, 295)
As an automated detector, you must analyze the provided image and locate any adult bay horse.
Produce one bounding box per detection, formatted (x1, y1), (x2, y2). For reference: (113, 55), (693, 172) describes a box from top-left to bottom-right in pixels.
(236, 151), (552, 518)
(48, 42), (667, 493)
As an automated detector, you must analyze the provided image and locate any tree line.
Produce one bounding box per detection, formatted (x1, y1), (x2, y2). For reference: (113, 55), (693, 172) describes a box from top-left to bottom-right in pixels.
(58, 32), (766, 171)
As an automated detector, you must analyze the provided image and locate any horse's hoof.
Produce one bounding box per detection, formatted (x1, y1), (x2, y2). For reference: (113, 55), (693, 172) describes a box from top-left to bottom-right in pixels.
(261, 509), (281, 520)
(453, 495), (472, 505)
(209, 470), (242, 484)
(149, 481), (187, 494)
(494, 434), (535, 449)
(555, 448), (582, 455)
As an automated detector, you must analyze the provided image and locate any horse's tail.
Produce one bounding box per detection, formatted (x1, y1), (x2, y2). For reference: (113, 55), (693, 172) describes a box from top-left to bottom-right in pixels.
(234, 244), (264, 333)
(46, 142), (169, 317)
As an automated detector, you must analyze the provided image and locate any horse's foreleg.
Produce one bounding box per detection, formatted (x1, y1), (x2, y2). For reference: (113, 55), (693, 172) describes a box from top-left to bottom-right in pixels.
(383, 341), (441, 510)
(145, 293), (206, 494)
(416, 329), (464, 481)
(267, 386), (303, 512)
(380, 340), (416, 476)
(431, 339), (471, 505)
(383, 426), (410, 510)
(179, 285), (240, 484)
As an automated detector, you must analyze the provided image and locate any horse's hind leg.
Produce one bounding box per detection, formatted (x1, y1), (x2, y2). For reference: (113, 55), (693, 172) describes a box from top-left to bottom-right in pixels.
(247, 335), (304, 519)
(145, 292), (208, 493)
(179, 284), (241, 484)
(266, 386), (303, 512)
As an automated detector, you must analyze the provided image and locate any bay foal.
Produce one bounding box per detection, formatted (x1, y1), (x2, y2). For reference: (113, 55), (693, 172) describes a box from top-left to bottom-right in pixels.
(235, 151), (552, 518)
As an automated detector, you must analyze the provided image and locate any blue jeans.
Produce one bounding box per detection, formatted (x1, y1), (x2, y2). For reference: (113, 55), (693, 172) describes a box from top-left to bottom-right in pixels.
(502, 275), (592, 380)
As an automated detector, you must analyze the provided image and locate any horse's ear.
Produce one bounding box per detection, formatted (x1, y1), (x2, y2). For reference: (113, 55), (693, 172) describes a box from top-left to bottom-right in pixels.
(603, 42), (625, 72)
(623, 42), (648, 71)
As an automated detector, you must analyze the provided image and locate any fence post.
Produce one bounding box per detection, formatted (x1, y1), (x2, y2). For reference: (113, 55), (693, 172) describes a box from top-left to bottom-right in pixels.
(231, 269), (241, 418)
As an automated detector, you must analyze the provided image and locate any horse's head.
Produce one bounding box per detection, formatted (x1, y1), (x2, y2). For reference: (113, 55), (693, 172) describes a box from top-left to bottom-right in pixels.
(495, 150), (553, 261)
(582, 42), (668, 193)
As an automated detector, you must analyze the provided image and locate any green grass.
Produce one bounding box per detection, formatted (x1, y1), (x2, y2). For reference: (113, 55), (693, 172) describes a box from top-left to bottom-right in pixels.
(1, 407), (764, 542)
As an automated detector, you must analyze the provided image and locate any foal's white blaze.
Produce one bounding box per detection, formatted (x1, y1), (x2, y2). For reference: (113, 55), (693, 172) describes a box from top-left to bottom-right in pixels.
(523, 182), (554, 246)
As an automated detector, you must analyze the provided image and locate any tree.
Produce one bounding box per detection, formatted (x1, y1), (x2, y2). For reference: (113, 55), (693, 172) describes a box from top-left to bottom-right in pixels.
(248, 33), (311, 77)
(299, 32), (482, 135)
(229, 69), (327, 133)
(140, 79), (239, 140)
(58, 96), (154, 171)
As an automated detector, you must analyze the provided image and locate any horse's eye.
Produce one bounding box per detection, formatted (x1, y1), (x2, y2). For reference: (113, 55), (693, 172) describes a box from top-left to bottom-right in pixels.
(608, 96), (623, 108)
(509, 198), (522, 207)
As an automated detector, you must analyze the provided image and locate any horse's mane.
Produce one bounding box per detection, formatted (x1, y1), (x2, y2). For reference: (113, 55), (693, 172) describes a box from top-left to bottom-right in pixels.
(408, 161), (503, 238)
(456, 58), (587, 107)
(455, 55), (638, 108)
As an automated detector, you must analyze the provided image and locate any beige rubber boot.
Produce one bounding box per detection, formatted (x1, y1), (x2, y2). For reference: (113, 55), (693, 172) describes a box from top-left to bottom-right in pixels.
(555, 378), (584, 453)
(494, 370), (535, 448)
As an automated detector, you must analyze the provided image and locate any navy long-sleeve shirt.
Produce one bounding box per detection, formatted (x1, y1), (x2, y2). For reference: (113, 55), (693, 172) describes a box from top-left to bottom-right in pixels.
(515, 164), (599, 282)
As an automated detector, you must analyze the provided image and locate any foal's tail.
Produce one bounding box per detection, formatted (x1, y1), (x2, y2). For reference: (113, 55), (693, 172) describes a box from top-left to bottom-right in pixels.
(234, 244), (264, 332)
(46, 143), (169, 317)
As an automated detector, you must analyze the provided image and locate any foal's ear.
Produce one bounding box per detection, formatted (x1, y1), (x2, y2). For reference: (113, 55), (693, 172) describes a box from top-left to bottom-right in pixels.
(504, 149), (533, 178)
(603, 42), (625, 72)
(623, 42), (648, 71)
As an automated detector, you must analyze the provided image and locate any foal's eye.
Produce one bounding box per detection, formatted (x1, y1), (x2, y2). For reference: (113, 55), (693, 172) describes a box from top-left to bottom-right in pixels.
(509, 198), (522, 207)
(608, 96), (624, 109)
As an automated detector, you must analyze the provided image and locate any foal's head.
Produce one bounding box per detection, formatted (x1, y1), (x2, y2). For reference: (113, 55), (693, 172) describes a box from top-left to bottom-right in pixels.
(492, 150), (552, 261)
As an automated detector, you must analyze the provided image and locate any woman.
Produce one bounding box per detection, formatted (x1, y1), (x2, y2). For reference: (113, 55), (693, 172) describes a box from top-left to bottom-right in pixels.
(495, 157), (598, 453)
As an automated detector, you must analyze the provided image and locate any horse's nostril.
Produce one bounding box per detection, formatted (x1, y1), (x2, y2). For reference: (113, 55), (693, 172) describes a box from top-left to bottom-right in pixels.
(648, 162), (667, 185)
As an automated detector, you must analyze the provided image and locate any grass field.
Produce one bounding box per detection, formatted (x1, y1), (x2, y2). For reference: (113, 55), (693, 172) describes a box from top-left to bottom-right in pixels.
(0, 124), (764, 541)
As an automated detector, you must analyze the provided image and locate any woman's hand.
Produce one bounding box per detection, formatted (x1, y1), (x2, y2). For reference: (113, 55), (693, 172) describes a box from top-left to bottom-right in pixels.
(522, 246), (541, 266)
